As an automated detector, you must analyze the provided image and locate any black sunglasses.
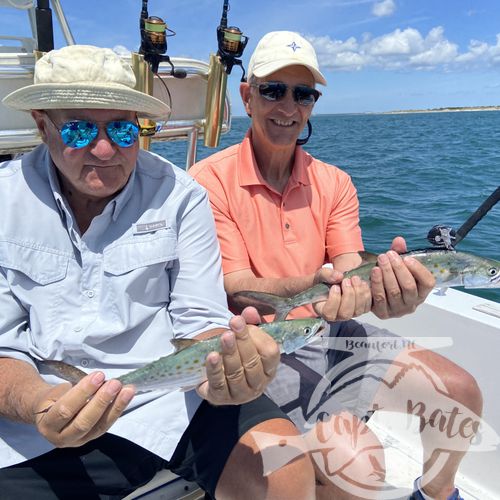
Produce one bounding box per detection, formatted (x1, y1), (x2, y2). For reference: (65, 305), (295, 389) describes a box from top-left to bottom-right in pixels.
(251, 81), (321, 106)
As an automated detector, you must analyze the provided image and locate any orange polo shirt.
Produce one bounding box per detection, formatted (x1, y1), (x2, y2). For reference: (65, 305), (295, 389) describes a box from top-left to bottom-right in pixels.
(190, 131), (363, 318)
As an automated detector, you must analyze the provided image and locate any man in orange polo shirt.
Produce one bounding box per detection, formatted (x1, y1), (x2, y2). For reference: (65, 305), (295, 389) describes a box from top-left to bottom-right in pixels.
(191, 31), (479, 500)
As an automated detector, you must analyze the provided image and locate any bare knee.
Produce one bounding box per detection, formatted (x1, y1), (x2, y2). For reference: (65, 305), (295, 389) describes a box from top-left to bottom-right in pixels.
(306, 413), (386, 500)
(216, 418), (315, 500)
(403, 349), (483, 416)
(444, 366), (483, 415)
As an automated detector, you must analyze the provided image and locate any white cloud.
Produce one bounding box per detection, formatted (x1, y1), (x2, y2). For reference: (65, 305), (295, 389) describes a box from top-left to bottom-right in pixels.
(372, 0), (396, 17)
(409, 41), (458, 67)
(312, 35), (365, 71)
(112, 45), (132, 56)
(368, 28), (423, 55)
(307, 27), (500, 72)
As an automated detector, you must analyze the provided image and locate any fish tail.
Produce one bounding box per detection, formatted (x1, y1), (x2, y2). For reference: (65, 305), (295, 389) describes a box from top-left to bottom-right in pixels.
(233, 290), (292, 318)
(273, 286), (330, 320)
(35, 359), (88, 385)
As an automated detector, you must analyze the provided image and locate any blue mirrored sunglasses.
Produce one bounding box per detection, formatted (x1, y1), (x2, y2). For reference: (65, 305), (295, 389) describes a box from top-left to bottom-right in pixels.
(48, 117), (140, 149)
(251, 81), (321, 106)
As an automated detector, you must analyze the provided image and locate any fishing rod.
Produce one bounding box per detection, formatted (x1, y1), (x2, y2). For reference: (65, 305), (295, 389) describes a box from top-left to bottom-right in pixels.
(132, 0), (187, 148)
(35, 0), (54, 53)
(139, 0), (186, 78)
(204, 0), (248, 147)
(216, 0), (248, 78)
(427, 185), (500, 249)
(454, 186), (500, 245)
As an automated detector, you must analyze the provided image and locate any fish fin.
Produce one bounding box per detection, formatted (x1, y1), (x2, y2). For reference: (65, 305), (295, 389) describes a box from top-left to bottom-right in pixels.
(282, 338), (296, 354)
(359, 251), (379, 265)
(171, 338), (199, 352)
(233, 290), (289, 314)
(274, 307), (293, 321)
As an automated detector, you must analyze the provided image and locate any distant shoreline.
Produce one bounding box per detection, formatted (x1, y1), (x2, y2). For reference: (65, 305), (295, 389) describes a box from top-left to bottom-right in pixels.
(235, 106), (500, 119)
(376, 105), (500, 115)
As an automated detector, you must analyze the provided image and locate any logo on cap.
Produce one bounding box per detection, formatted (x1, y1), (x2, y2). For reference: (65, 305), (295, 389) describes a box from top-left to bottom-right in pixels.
(287, 41), (301, 52)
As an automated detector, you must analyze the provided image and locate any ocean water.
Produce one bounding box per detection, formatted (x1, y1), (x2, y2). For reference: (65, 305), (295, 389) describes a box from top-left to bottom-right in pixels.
(152, 111), (500, 303)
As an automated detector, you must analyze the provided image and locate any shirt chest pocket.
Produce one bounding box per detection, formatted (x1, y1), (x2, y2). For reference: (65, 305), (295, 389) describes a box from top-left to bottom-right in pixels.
(0, 241), (69, 287)
(103, 232), (178, 305)
(0, 241), (69, 315)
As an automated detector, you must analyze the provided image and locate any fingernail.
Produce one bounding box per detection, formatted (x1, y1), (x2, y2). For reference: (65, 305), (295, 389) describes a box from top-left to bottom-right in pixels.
(222, 332), (236, 350)
(105, 379), (122, 396)
(404, 256), (416, 265)
(388, 251), (400, 261)
(343, 278), (352, 287)
(91, 371), (105, 386)
(120, 388), (135, 405)
(207, 352), (220, 366)
(332, 284), (341, 293)
(231, 316), (245, 333)
(378, 254), (389, 265)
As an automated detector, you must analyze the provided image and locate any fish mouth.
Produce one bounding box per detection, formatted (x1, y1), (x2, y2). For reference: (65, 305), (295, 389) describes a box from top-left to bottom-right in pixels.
(465, 277), (500, 289)
(316, 319), (328, 336)
(486, 275), (500, 288)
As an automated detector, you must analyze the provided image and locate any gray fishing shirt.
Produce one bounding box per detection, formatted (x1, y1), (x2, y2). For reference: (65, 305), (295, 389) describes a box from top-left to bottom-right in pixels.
(0, 144), (232, 467)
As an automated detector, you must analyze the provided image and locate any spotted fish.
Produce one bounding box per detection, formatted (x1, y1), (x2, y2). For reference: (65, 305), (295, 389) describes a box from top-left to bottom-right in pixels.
(35, 318), (327, 394)
(234, 249), (500, 321)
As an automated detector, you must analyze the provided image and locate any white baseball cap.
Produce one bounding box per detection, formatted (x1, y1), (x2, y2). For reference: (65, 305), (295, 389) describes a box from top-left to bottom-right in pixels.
(247, 31), (327, 86)
(2, 45), (170, 120)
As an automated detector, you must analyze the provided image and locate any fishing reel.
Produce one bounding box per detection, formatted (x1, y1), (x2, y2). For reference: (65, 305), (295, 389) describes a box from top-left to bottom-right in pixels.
(216, 1), (248, 80)
(139, 2), (186, 78)
(426, 187), (500, 250)
(427, 225), (457, 250)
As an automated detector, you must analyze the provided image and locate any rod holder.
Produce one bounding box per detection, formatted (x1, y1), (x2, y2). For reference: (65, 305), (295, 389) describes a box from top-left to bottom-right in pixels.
(131, 52), (155, 150)
(203, 54), (228, 148)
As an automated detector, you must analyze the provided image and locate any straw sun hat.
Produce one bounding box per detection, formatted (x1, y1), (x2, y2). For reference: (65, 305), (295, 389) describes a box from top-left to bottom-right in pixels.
(2, 45), (170, 120)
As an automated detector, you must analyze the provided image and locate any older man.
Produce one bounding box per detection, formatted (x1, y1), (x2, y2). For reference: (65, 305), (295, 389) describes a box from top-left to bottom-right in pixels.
(190, 31), (481, 499)
(0, 45), (318, 499)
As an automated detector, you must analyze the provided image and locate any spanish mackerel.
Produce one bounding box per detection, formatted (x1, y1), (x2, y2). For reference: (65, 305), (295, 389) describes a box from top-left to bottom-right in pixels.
(234, 249), (500, 321)
(35, 318), (326, 394)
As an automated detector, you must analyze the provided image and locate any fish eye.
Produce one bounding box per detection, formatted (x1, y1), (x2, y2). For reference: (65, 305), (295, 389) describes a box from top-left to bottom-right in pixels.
(304, 327), (311, 335)
(488, 267), (499, 276)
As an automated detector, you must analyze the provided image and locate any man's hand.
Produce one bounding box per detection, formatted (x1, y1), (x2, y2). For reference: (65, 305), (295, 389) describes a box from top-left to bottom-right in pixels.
(33, 373), (135, 448)
(197, 315), (280, 405)
(370, 237), (435, 319)
(312, 267), (372, 322)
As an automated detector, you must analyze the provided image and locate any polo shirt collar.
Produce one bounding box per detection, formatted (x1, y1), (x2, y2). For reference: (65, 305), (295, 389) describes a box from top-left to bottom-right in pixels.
(238, 130), (311, 188)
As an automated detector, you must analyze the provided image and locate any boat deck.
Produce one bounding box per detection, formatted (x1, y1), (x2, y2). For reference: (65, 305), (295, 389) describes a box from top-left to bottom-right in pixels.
(368, 411), (497, 499)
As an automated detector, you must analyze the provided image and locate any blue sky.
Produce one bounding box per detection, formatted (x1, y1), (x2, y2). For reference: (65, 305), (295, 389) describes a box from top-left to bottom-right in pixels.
(2, 0), (500, 115)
